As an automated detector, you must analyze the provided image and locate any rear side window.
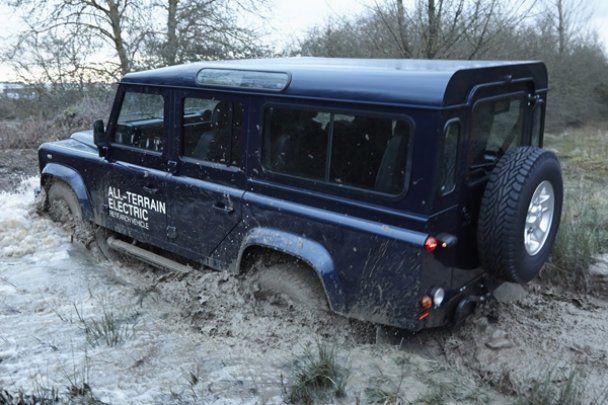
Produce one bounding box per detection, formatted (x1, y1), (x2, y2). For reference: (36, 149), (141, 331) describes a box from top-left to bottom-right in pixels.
(468, 94), (526, 182)
(440, 121), (459, 194)
(262, 106), (410, 195)
(181, 97), (244, 166)
(114, 92), (165, 152)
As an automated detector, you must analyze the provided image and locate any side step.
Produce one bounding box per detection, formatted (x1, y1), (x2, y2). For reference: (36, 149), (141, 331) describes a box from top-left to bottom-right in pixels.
(106, 236), (192, 274)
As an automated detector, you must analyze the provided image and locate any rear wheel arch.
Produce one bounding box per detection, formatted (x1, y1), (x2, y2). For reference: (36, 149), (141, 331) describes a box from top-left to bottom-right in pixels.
(238, 244), (334, 312)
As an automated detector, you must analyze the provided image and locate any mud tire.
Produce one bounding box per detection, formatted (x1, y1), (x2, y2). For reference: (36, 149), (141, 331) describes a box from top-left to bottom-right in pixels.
(251, 261), (328, 311)
(478, 147), (563, 283)
(47, 181), (95, 248)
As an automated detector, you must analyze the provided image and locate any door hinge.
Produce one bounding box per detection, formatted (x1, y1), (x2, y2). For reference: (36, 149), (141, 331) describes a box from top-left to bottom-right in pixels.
(528, 94), (540, 106)
(167, 160), (178, 174)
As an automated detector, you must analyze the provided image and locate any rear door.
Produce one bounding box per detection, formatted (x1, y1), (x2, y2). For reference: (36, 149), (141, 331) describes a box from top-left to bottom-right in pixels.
(164, 90), (246, 260)
(103, 87), (169, 245)
(455, 87), (531, 268)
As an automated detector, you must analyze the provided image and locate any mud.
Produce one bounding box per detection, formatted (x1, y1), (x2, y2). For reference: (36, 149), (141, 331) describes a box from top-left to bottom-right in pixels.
(2, 157), (608, 403)
(443, 281), (608, 402)
(1, 177), (505, 404)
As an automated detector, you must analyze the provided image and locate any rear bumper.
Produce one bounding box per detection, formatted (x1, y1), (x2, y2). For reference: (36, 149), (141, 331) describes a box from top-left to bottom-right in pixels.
(415, 274), (491, 329)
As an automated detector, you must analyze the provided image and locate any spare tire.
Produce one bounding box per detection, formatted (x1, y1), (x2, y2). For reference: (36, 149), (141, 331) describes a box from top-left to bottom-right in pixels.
(478, 146), (563, 283)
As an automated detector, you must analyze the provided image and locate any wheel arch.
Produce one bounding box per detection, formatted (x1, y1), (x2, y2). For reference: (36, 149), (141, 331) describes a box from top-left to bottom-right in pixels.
(41, 163), (94, 221)
(236, 228), (345, 312)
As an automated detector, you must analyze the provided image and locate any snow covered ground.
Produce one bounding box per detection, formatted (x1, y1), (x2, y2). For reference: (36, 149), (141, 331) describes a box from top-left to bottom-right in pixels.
(0, 178), (499, 404)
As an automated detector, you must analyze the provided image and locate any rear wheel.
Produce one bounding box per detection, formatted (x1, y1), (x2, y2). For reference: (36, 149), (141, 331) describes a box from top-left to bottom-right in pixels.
(250, 261), (328, 312)
(478, 147), (563, 283)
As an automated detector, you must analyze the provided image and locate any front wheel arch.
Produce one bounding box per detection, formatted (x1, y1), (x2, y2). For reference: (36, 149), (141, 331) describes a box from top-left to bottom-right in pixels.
(46, 179), (96, 248)
(41, 163), (94, 221)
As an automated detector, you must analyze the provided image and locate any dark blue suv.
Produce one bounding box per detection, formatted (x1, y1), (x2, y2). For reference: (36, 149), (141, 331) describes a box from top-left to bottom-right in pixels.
(38, 58), (562, 331)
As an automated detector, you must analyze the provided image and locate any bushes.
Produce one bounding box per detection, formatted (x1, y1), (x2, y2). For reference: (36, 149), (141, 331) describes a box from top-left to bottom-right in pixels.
(0, 84), (114, 150)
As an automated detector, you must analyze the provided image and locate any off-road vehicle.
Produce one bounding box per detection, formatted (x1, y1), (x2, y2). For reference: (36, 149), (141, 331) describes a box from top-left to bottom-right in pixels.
(38, 57), (562, 331)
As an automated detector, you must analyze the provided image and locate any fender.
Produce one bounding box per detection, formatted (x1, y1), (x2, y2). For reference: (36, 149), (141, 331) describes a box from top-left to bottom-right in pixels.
(41, 163), (94, 220)
(237, 227), (346, 311)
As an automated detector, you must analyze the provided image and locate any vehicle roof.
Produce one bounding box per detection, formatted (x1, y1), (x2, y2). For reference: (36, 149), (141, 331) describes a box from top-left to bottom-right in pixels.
(121, 57), (548, 107)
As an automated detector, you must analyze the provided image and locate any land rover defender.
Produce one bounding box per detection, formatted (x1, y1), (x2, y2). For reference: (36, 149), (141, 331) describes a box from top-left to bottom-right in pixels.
(38, 58), (562, 331)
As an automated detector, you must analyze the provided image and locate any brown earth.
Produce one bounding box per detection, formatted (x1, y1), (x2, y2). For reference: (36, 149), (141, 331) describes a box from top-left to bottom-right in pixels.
(0, 148), (38, 193)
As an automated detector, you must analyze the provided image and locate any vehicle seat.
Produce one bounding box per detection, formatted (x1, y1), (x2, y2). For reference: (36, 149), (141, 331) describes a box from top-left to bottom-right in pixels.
(191, 101), (231, 161)
(374, 121), (409, 193)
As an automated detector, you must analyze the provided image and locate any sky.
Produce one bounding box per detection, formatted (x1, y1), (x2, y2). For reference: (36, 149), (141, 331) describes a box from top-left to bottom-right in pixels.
(263, 0), (608, 54)
(260, 0), (368, 49)
(0, 0), (608, 81)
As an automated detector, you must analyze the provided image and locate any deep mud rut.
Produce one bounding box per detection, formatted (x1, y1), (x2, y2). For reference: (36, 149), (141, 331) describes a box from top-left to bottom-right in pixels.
(1, 154), (607, 403)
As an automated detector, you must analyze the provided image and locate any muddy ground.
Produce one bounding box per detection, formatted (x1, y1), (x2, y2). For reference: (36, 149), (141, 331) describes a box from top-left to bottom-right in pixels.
(0, 149), (38, 192)
(1, 148), (607, 404)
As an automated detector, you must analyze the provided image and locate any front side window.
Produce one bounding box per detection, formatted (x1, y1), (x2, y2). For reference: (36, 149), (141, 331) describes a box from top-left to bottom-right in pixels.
(182, 97), (243, 166)
(262, 106), (410, 195)
(114, 91), (165, 152)
(468, 94), (526, 182)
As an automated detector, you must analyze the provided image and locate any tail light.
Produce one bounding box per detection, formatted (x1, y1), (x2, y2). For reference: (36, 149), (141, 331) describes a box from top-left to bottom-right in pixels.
(424, 236), (438, 252)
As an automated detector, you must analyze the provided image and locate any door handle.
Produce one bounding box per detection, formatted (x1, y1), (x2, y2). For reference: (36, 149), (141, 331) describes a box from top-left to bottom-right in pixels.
(143, 185), (159, 194)
(213, 201), (235, 214)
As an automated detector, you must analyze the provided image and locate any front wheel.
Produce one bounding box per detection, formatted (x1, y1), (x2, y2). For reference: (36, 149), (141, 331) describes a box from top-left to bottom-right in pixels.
(47, 181), (95, 248)
(478, 147), (563, 283)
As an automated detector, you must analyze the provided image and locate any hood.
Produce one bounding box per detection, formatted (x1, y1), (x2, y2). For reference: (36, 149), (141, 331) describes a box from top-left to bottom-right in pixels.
(70, 130), (96, 149)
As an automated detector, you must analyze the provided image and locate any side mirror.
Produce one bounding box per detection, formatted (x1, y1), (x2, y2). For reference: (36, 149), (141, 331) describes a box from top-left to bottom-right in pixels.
(93, 119), (108, 157)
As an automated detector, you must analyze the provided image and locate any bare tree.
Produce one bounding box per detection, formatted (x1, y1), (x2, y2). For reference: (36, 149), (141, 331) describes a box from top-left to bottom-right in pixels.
(367, 0), (535, 59)
(143, 0), (269, 68)
(6, 0), (145, 78)
(4, 0), (269, 81)
(539, 0), (590, 56)
(298, 0), (534, 60)
(0, 0), (269, 140)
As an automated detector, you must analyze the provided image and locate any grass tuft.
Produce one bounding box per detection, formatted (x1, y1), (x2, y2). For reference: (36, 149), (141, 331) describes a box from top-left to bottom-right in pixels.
(414, 380), (489, 404)
(365, 386), (404, 404)
(286, 342), (350, 404)
(74, 304), (135, 347)
(364, 359), (408, 405)
(0, 386), (59, 405)
(63, 349), (106, 405)
(516, 368), (586, 405)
